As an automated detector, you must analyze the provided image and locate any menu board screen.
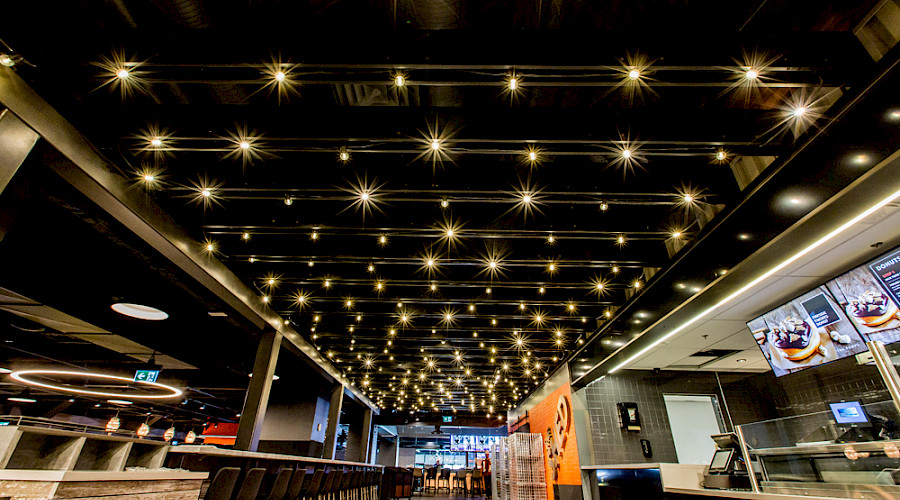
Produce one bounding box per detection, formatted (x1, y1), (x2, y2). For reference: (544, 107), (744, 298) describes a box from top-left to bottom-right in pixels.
(825, 247), (900, 345)
(747, 286), (869, 377)
(450, 435), (501, 452)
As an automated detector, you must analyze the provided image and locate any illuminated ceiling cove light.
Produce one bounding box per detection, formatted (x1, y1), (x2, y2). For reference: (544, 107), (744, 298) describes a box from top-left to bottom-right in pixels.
(607, 183), (900, 375)
(11, 370), (183, 399)
(111, 303), (168, 321)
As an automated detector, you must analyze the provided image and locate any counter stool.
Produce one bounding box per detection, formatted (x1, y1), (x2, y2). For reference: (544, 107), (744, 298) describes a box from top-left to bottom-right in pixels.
(366, 471), (379, 500)
(301, 470), (324, 500)
(423, 468), (437, 492)
(204, 467), (241, 500)
(452, 469), (465, 493)
(320, 470), (339, 500)
(470, 469), (484, 496)
(339, 471), (353, 500)
(287, 469), (307, 500)
(265, 469), (293, 500)
(234, 468), (266, 500)
(348, 471), (360, 500)
(412, 468), (423, 492)
(437, 468), (451, 491)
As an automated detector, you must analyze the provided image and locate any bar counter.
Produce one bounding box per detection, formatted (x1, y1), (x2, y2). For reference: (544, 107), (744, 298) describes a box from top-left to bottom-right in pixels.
(0, 469), (208, 500)
(166, 445), (384, 469)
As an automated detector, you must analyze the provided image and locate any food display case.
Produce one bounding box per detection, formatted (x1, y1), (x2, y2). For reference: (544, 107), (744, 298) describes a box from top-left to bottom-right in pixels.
(737, 401), (900, 499)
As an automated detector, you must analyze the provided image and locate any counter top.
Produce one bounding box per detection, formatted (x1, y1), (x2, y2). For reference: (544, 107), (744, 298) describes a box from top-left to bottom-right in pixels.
(168, 445), (383, 468)
(664, 487), (845, 500)
(0, 470), (208, 482)
(581, 463), (667, 469)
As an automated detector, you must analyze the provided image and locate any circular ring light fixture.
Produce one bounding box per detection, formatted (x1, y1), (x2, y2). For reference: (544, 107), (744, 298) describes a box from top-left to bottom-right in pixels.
(10, 370), (182, 399)
(111, 303), (168, 321)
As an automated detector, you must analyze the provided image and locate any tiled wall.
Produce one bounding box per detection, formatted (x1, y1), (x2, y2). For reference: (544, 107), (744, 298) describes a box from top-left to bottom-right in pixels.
(577, 356), (892, 465)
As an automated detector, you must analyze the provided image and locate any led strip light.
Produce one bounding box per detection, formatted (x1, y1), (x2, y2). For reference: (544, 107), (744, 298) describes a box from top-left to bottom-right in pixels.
(10, 369), (183, 399)
(608, 184), (900, 374)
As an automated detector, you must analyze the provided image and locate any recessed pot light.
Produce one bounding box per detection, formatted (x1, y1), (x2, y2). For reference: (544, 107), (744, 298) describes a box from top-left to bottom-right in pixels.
(736, 359), (747, 363)
(111, 303), (168, 321)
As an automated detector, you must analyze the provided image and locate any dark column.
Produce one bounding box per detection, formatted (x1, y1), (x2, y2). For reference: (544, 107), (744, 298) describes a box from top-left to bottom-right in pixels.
(235, 329), (282, 451)
(360, 407), (374, 464)
(323, 384), (344, 459)
(0, 109), (39, 195)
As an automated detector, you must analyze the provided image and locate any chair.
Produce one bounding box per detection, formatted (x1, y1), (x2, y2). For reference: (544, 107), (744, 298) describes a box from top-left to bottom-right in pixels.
(204, 467), (241, 500)
(437, 468), (451, 491)
(287, 469), (307, 500)
(235, 468), (267, 500)
(411, 468), (423, 492)
(471, 469), (484, 496)
(265, 469), (293, 500)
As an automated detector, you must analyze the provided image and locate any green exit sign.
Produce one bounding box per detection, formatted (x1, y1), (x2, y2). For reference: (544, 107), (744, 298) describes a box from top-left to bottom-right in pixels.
(134, 370), (160, 383)
(443, 416), (453, 423)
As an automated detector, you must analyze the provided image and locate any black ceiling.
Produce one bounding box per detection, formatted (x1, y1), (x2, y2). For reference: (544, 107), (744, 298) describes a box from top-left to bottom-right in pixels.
(0, 0), (885, 418)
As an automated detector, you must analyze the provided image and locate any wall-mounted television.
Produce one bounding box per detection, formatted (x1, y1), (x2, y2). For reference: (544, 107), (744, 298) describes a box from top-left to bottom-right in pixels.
(450, 435), (501, 452)
(824, 246), (900, 346)
(746, 286), (869, 377)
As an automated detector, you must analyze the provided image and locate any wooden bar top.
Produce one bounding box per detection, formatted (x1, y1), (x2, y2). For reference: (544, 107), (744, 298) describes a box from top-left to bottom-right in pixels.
(0, 470), (208, 481)
(168, 445), (383, 468)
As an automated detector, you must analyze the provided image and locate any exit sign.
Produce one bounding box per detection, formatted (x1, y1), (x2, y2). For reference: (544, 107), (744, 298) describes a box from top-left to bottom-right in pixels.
(134, 370), (160, 383)
(443, 416), (453, 423)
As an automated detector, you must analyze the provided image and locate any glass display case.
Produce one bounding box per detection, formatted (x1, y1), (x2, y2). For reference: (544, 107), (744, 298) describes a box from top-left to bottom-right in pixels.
(737, 401), (900, 499)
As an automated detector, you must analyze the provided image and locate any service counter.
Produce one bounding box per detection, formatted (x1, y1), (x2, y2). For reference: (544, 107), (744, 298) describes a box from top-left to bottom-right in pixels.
(582, 464), (844, 500)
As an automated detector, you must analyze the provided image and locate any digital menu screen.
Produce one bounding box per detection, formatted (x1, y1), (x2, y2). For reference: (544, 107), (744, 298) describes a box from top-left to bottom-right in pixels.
(450, 435), (501, 452)
(825, 247), (900, 346)
(746, 286), (869, 377)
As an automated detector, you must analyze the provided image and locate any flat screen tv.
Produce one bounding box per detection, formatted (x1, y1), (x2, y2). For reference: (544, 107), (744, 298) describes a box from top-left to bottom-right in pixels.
(824, 246), (900, 346)
(746, 286), (869, 377)
(829, 401), (869, 424)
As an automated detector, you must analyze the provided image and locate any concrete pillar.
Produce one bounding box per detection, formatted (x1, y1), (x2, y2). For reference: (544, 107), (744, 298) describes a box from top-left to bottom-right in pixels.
(323, 384), (344, 459)
(0, 109), (38, 197)
(235, 329), (282, 451)
(360, 407), (374, 463)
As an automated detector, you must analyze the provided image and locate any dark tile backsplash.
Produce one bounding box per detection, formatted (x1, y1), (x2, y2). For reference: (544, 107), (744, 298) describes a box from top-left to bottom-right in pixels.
(578, 355), (893, 465)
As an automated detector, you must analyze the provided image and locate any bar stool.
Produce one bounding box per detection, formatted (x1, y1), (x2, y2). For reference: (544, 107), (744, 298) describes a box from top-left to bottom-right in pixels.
(470, 469), (484, 496)
(204, 467), (241, 500)
(320, 470), (339, 500)
(367, 471), (379, 500)
(339, 471), (353, 500)
(287, 469), (307, 500)
(302, 470), (324, 500)
(437, 468), (451, 492)
(348, 471), (361, 500)
(424, 467), (437, 492)
(265, 468), (293, 500)
(234, 468), (267, 500)
(411, 468), (423, 492)
(451, 469), (465, 493)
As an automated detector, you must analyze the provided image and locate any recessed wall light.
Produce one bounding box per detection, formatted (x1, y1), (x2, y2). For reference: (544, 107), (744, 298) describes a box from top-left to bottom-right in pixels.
(111, 303), (168, 321)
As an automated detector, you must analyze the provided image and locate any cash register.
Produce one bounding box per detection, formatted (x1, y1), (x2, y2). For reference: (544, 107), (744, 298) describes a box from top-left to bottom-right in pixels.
(702, 433), (753, 490)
